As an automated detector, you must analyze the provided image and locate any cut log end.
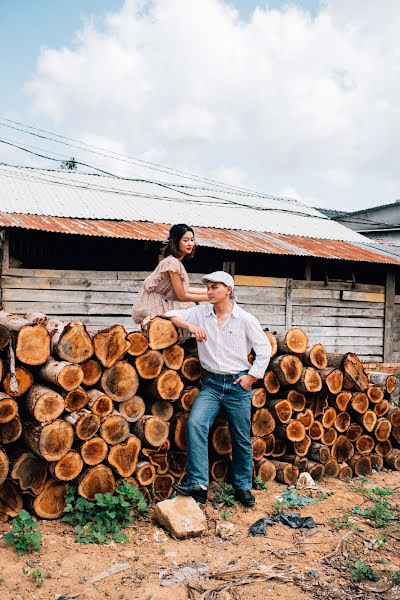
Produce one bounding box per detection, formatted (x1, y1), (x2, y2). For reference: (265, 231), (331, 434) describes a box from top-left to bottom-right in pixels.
(78, 465), (116, 501)
(32, 479), (68, 519)
(147, 317), (179, 350)
(93, 324), (130, 368)
(108, 435), (141, 477)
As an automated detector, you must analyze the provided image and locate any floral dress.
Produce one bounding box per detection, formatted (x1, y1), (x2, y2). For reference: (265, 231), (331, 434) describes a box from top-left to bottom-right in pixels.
(131, 255), (195, 324)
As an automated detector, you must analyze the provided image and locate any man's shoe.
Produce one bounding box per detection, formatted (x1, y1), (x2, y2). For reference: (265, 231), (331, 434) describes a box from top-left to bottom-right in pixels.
(172, 483), (207, 504)
(235, 489), (255, 507)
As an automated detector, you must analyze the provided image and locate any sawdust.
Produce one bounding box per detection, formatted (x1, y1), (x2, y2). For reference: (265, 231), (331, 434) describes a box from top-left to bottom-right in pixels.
(0, 470), (399, 600)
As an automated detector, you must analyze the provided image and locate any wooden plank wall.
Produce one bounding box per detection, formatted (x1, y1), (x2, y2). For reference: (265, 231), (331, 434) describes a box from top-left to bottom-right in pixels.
(1, 268), (386, 362)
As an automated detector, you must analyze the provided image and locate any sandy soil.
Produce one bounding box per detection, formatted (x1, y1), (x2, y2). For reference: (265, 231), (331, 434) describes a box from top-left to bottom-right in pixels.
(0, 470), (399, 600)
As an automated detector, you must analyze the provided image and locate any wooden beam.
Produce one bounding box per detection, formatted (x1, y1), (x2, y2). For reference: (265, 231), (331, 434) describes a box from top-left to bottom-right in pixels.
(383, 267), (396, 362)
(0, 229), (9, 307)
(285, 278), (293, 329)
(304, 257), (312, 281)
(223, 261), (235, 298)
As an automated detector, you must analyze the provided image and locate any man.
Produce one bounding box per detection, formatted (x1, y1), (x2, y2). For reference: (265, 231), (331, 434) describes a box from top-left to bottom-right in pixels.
(165, 271), (271, 507)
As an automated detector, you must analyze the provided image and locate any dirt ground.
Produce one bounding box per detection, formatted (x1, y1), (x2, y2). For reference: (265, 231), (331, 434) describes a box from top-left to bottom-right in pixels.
(0, 470), (399, 600)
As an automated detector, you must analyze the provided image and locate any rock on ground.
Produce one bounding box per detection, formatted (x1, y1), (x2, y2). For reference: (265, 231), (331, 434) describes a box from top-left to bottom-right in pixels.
(153, 495), (207, 539)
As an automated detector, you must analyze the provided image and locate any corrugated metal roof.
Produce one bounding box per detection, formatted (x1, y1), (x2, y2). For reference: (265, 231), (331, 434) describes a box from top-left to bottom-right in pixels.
(0, 164), (369, 243)
(1, 211), (399, 264)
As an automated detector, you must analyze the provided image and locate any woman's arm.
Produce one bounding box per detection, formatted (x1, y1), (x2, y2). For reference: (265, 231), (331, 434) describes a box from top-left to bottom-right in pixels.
(169, 271), (208, 303)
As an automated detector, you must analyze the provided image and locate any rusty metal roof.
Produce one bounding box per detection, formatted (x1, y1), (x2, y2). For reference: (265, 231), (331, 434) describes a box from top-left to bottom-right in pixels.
(1, 212), (399, 265)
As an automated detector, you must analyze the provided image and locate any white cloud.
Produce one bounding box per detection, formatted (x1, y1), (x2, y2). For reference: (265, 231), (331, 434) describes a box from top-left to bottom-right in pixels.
(22, 0), (400, 209)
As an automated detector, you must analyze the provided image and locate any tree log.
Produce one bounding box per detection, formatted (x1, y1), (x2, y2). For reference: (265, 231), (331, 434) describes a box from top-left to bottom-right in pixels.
(263, 433), (275, 456)
(366, 385), (384, 404)
(168, 452), (187, 480)
(63, 387), (88, 413)
(251, 408), (275, 437)
(264, 330), (278, 357)
(99, 413), (130, 446)
(118, 395), (146, 422)
(81, 359), (102, 386)
(135, 460), (156, 485)
(307, 461), (324, 481)
(308, 442), (330, 464)
(369, 453), (384, 471)
(346, 424), (363, 442)
(152, 474), (175, 500)
(351, 392), (368, 414)
(149, 369), (184, 401)
(276, 328), (308, 354)
(368, 371), (397, 393)
(375, 440), (392, 457)
(149, 400), (174, 421)
(295, 367), (322, 393)
(0, 311), (50, 365)
(0, 392), (18, 424)
(334, 412), (351, 433)
(374, 418), (391, 442)
(49, 450), (83, 481)
(133, 415), (169, 448)
(257, 458), (276, 482)
(271, 460), (299, 484)
(93, 324), (130, 368)
(296, 408), (314, 430)
(293, 435), (311, 456)
(251, 388), (266, 408)
(32, 478), (69, 519)
(354, 410), (377, 433)
(40, 357), (84, 391)
(338, 463), (353, 480)
(271, 355), (303, 385)
(210, 458), (228, 481)
(356, 435), (375, 454)
(178, 387), (199, 411)
(276, 420), (305, 442)
(25, 385), (65, 422)
(108, 435), (141, 477)
(263, 371), (280, 394)
(65, 410), (101, 441)
(299, 344), (327, 369)
(325, 352), (345, 368)
(287, 390), (306, 412)
(3, 366), (33, 398)
(268, 399), (292, 423)
(126, 331), (149, 357)
(181, 356), (203, 381)
(271, 438), (287, 456)
(162, 344), (185, 370)
(24, 420), (74, 461)
(0, 324), (10, 350)
(135, 350), (164, 379)
(171, 412), (189, 450)
(142, 447), (169, 474)
(101, 361), (139, 402)
(251, 437), (266, 461)
(321, 427), (337, 447)
(324, 458), (340, 478)
(87, 389), (113, 417)
(146, 317), (179, 350)
(212, 425), (232, 455)
(343, 353), (369, 392)
(0, 415), (22, 444)
(322, 407), (337, 429)
(332, 435), (354, 463)
(10, 452), (48, 495)
(0, 480), (23, 521)
(348, 454), (372, 477)
(80, 436), (108, 466)
(335, 391), (352, 412)
(374, 400), (389, 417)
(78, 465), (116, 501)
(309, 421), (325, 441)
(310, 392), (328, 416)
(320, 369), (343, 394)
(384, 449), (400, 470)
(0, 446), (9, 486)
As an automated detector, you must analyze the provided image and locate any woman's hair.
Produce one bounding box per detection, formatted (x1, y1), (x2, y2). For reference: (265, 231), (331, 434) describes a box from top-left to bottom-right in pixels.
(162, 224), (195, 260)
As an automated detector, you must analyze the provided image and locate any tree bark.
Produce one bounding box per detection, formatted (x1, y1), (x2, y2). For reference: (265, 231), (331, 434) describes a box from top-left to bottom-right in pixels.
(3, 366), (33, 398)
(24, 420), (74, 461)
(40, 357), (84, 391)
(0, 311), (50, 366)
(25, 385), (65, 422)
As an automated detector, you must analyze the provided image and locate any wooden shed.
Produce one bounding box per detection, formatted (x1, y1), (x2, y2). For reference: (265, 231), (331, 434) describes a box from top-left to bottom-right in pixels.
(1, 164), (400, 363)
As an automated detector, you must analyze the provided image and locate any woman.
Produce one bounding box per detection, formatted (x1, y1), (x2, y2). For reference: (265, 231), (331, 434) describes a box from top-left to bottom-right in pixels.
(132, 224), (208, 324)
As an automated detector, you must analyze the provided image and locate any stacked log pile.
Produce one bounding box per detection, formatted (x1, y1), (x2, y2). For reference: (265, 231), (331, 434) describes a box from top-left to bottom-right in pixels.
(0, 310), (399, 521)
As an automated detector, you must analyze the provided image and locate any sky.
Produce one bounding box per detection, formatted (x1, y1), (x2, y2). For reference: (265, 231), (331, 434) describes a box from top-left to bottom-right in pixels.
(0, 0), (399, 211)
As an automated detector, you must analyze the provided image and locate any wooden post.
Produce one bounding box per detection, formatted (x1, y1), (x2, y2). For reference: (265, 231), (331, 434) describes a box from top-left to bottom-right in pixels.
(223, 261), (235, 299)
(383, 267), (396, 363)
(285, 278), (293, 329)
(0, 230), (10, 306)
(304, 258), (312, 281)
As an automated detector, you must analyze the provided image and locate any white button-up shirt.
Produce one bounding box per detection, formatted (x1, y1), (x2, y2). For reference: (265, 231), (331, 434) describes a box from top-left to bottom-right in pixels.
(165, 302), (271, 379)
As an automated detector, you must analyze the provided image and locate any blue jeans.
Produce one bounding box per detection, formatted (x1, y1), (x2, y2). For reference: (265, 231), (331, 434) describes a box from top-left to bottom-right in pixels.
(186, 370), (252, 490)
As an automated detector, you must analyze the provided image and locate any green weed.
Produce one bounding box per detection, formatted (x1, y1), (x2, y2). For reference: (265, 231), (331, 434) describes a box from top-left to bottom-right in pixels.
(212, 480), (236, 508)
(220, 510), (233, 521)
(393, 572), (400, 584)
(352, 483), (398, 528)
(253, 476), (268, 491)
(23, 568), (51, 588)
(3, 510), (42, 556)
(63, 481), (148, 544)
(351, 560), (379, 583)
(329, 514), (362, 532)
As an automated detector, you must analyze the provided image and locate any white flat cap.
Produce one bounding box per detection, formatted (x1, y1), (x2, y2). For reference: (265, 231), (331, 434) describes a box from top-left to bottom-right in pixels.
(201, 271), (234, 289)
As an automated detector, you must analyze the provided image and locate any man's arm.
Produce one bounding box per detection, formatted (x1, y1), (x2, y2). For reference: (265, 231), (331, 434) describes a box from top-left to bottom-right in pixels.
(246, 317), (272, 380)
(165, 307), (207, 342)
